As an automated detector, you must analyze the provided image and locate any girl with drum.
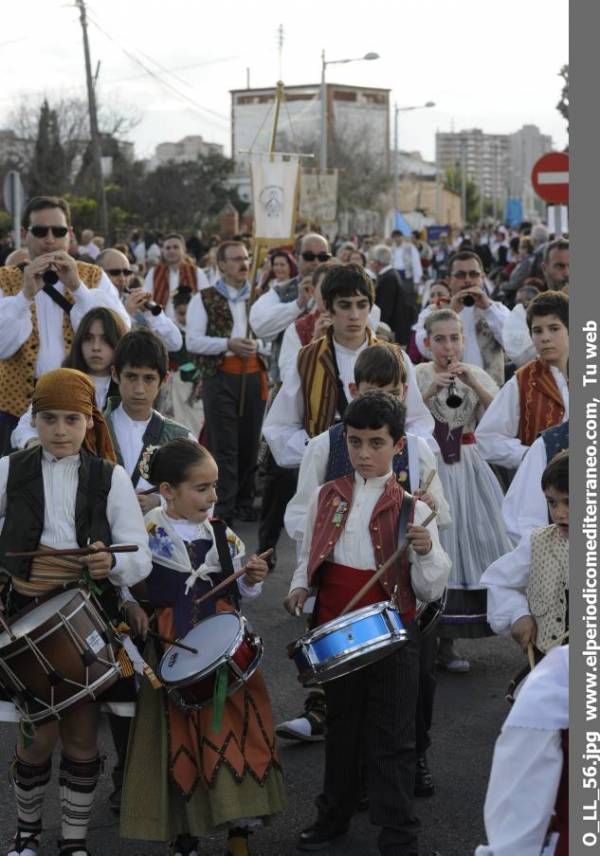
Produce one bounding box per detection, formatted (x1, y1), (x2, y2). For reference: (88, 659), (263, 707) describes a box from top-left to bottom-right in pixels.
(0, 368), (152, 856)
(415, 309), (514, 672)
(120, 439), (285, 856)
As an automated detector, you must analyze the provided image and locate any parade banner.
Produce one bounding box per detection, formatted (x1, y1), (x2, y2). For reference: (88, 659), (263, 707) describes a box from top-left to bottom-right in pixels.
(299, 169), (339, 225)
(250, 153), (300, 240)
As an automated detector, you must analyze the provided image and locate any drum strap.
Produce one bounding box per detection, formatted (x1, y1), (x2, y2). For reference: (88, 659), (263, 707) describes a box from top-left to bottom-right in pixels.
(211, 519), (241, 611)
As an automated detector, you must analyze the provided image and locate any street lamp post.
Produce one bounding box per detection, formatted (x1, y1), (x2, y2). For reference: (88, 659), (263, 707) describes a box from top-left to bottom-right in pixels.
(393, 101), (435, 215)
(320, 50), (379, 170)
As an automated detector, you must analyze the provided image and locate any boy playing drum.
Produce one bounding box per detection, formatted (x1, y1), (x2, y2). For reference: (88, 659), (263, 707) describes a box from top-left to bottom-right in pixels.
(285, 391), (450, 855)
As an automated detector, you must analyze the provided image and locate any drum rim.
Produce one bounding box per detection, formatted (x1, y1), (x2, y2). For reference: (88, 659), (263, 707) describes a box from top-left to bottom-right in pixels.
(297, 635), (408, 685)
(293, 600), (399, 648)
(158, 612), (249, 687)
(0, 588), (91, 648)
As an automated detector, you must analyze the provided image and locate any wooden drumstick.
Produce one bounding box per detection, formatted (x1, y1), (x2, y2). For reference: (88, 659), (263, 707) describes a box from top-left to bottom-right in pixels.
(5, 544), (140, 559)
(340, 509), (437, 618)
(145, 631), (198, 655)
(527, 642), (536, 671)
(420, 469), (436, 493)
(192, 549), (274, 607)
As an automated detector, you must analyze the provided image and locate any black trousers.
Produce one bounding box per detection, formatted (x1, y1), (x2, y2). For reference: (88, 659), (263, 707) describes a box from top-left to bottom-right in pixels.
(257, 448), (298, 552)
(320, 641), (420, 855)
(415, 631), (437, 755)
(202, 371), (266, 521)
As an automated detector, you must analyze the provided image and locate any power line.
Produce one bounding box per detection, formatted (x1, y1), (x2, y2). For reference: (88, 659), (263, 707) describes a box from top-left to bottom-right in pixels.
(84, 10), (229, 128)
(105, 56), (238, 87)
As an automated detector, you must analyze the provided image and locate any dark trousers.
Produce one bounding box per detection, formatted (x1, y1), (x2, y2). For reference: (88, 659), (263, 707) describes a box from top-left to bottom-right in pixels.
(415, 631), (437, 755)
(257, 448), (298, 552)
(203, 371), (266, 521)
(320, 641), (420, 855)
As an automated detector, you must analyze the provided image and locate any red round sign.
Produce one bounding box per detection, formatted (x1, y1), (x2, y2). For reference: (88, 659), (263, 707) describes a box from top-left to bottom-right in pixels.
(531, 152), (569, 205)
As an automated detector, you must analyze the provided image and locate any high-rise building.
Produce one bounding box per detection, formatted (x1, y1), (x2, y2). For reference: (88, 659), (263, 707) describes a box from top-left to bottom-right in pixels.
(508, 124), (553, 217)
(435, 128), (510, 201)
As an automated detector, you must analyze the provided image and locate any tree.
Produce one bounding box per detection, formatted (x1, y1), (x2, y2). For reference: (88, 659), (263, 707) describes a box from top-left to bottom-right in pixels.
(556, 64), (569, 133)
(28, 100), (68, 196)
(444, 164), (480, 225)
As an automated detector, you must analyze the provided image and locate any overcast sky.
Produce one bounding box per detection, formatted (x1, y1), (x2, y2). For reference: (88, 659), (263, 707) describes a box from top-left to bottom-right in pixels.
(1, 0), (568, 162)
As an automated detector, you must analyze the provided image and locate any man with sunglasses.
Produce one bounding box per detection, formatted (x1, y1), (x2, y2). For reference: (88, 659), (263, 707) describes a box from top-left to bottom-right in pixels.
(0, 195), (130, 455)
(97, 248), (182, 353)
(415, 250), (509, 387)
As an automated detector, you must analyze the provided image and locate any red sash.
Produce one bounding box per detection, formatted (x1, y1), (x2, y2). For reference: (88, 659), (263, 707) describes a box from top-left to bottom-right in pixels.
(315, 561), (390, 625)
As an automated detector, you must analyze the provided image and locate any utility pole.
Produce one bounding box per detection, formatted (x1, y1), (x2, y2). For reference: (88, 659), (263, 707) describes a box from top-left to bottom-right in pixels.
(76, 0), (109, 236)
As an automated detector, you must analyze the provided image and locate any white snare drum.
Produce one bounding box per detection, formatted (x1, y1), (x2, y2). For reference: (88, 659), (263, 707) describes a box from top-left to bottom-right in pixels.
(158, 612), (263, 710)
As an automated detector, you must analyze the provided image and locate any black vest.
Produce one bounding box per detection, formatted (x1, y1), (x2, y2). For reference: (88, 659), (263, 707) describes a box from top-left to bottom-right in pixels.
(0, 446), (114, 581)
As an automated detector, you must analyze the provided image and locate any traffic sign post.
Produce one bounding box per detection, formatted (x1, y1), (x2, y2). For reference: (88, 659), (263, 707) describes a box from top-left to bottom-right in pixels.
(2, 171), (25, 249)
(531, 151), (569, 205)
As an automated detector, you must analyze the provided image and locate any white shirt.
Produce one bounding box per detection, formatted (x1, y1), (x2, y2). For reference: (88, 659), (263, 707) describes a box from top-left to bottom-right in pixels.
(263, 339), (437, 468)
(11, 374), (113, 451)
(0, 450), (152, 587)
(391, 243), (423, 283)
(415, 302), (509, 369)
(144, 265), (210, 320)
(277, 305), (382, 382)
(0, 272), (131, 378)
(502, 436), (549, 543)
(476, 646), (568, 856)
(79, 241), (100, 260)
(134, 309), (183, 352)
(185, 285), (250, 356)
(475, 367), (569, 469)
(284, 430), (451, 544)
(249, 285), (303, 341)
(110, 405), (153, 492)
(480, 531), (535, 635)
(289, 471), (451, 602)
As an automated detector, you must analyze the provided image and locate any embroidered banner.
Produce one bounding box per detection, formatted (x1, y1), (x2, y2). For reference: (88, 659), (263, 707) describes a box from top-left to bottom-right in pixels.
(250, 153), (300, 240)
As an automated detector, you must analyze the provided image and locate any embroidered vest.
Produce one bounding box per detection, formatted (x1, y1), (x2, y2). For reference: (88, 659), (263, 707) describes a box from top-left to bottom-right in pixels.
(103, 398), (191, 481)
(527, 525), (569, 653)
(295, 312), (318, 347)
(152, 262), (198, 307)
(542, 420), (569, 462)
(192, 287), (235, 378)
(306, 474), (416, 617)
(0, 446), (113, 581)
(297, 329), (378, 438)
(516, 358), (565, 446)
(325, 422), (411, 488)
(0, 262), (103, 418)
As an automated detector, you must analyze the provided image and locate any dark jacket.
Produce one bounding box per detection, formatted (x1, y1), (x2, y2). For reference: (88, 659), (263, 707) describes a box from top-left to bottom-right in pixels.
(375, 267), (415, 346)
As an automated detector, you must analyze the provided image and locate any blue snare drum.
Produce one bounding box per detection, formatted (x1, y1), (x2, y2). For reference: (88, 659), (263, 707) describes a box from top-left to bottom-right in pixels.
(289, 601), (408, 686)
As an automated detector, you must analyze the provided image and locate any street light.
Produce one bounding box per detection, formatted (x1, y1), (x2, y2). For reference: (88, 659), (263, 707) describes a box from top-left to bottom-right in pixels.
(320, 49), (380, 170)
(393, 101), (436, 214)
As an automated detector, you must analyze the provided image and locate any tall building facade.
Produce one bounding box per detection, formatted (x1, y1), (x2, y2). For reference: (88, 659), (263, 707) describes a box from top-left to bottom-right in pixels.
(508, 124), (553, 217)
(152, 135), (224, 169)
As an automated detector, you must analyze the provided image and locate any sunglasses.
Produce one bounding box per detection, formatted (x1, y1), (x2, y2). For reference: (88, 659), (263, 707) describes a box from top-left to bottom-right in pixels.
(451, 270), (482, 280)
(107, 268), (134, 277)
(301, 251), (331, 262)
(28, 225), (69, 238)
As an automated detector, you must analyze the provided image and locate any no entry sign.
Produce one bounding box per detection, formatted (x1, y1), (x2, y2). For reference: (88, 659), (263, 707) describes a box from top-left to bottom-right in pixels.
(531, 152), (569, 205)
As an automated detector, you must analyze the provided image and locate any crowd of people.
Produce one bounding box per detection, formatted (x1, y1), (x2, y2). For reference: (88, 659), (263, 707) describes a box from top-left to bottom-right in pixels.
(0, 195), (570, 856)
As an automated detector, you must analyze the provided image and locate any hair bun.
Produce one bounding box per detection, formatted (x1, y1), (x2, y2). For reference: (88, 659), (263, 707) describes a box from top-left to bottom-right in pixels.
(138, 444), (161, 484)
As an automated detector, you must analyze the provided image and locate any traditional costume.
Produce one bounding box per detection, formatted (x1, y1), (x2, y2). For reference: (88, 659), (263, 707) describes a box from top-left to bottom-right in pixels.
(290, 472), (450, 854)
(482, 523), (568, 655)
(120, 507), (285, 851)
(186, 282), (267, 523)
(263, 329), (436, 468)
(0, 369), (151, 856)
(0, 262), (129, 453)
(143, 261), (209, 320)
(415, 362), (513, 638)
(502, 422), (569, 543)
(476, 645), (569, 855)
(475, 357), (568, 470)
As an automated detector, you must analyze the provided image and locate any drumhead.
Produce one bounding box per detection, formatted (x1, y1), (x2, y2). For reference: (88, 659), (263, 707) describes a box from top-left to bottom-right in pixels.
(160, 613), (242, 683)
(0, 590), (80, 648)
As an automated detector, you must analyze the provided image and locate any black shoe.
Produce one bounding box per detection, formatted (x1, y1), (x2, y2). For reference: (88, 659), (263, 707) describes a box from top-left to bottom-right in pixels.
(415, 753), (435, 798)
(297, 821), (348, 851)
